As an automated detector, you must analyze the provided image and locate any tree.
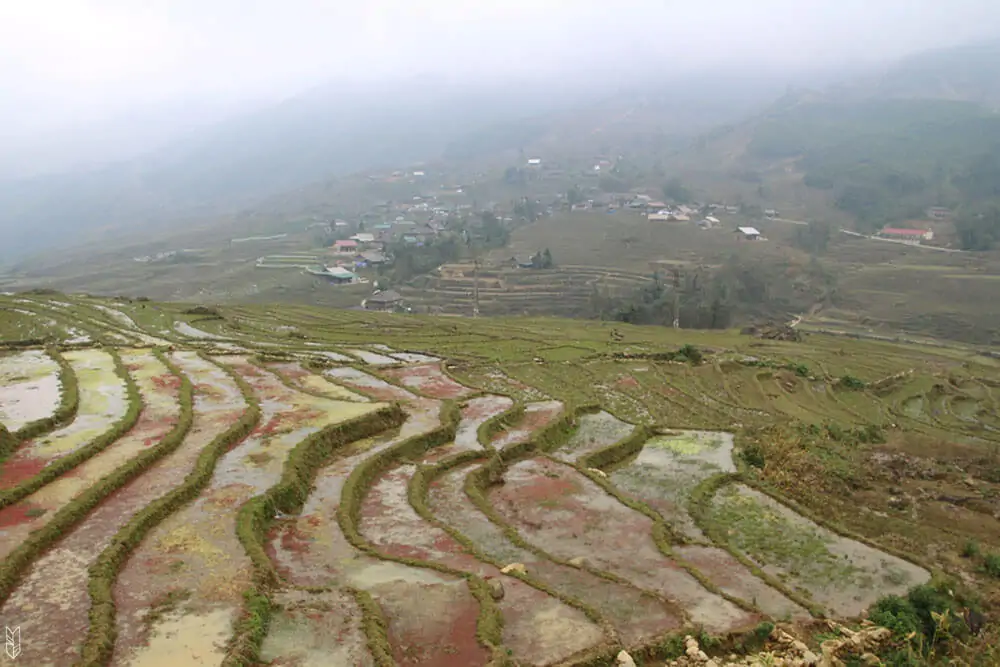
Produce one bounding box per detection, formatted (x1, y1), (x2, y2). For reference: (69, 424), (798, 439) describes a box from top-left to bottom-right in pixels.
(513, 198), (541, 222)
(662, 178), (692, 204)
(567, 186), (584, 206)
(599, 175), (626, 193)
(794, 220), (832, 254)
(542, 248), (553, 269)
(504, 166), (526, 185)
(955, 205), (1000, 250)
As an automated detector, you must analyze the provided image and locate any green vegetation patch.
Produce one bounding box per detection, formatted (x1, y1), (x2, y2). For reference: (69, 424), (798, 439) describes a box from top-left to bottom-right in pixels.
(709, 485), (863, 587)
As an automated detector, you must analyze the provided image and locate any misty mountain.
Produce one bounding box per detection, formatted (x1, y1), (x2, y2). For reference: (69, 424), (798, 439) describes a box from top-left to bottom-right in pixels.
(0, 78), (609, 261)
(0, 71), (792, 263)
(677, 40), (1000, 235)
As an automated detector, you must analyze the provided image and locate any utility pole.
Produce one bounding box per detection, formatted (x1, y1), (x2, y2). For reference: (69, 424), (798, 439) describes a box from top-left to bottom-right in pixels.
(672, 268), (681, 330)
(473, 253), (481, 318)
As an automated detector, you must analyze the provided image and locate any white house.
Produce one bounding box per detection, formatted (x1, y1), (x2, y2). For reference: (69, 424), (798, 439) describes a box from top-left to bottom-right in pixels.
(737, 226), (762, 241)
(350, 233), (376, 244)
(527, 158), (542, 166)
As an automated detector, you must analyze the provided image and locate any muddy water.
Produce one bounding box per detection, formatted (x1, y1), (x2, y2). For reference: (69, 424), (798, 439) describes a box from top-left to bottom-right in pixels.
(265, 399), (490, 667)
(0, 349), (126, 487)
(0, 350), (185, 665)
(390, 352), (439, 363)
(428, 462), (682, 647)
(551, 411), (635, 462)
(454, 395), (513, 451)
(260, 589), (374, 667)
(349, 349), (398, 366)
(324, 367), (417, 402)
(110, 357), (379, 667)
(609, 430), (735, 541)
(709, 484), (930, 618)
(174, 321), (225, 340)
(361, 460), (604, 665)
(0, 351), (157, 559)
(307, 349), (354, 362)
(266, 361), (370, 402)
(490, 400), (564, 450)
(673, 545), (809, 622)
(0, 350), (61, 432)
(381, 363), (473, 399)
(491, 457), (758, 634)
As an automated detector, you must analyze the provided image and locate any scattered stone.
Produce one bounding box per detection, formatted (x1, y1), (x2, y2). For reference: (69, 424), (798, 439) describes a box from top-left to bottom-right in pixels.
(485, 577), (505, 601)
(568, 556), (587, 567)
(500, 562), (527, 576)
(586, 467), (608, 478)
(616, 649), (637, 667)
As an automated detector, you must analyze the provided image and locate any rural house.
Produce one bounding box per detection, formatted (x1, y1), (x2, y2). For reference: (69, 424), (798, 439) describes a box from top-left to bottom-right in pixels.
(350, 233), (376, 246)
(737, 226), (762, 241)
(364, 289), (404, 312)
(333, 239), (359, 254)
(321, 266), (359, 284)
(358, 250), (388, 265)
(878, 227), (934, 243)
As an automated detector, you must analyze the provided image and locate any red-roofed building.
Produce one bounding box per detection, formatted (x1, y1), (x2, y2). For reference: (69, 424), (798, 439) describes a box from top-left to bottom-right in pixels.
(333, 239), (359, 254)
(878, 227), (934, 243)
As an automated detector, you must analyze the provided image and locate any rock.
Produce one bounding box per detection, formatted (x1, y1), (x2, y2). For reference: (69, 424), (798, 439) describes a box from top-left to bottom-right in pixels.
(568, 556), (587, 567)
(501, 562), (527, 576)
(887, 495), (909, 509)
(860, 653), (881, 666)
(791, 640), (810, 654)
(486, 577), (505, 601)
(586, 467), (608, 478)
(616, 650), (637, 667)
(802, 650), (820, 665)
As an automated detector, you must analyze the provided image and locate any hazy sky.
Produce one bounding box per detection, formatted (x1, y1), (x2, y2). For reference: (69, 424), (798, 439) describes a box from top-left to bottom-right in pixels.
(2, 0), (999, 135)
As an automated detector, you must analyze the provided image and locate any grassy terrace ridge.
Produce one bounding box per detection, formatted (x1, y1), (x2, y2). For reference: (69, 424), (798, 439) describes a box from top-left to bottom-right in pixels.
(0, 292), (999, 665)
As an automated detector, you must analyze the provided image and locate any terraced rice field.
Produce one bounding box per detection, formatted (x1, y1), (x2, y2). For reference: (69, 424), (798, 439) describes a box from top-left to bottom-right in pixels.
(0, 293), (997, 666)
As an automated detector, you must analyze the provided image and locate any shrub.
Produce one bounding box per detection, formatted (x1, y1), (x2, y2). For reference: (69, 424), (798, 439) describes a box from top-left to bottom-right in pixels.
(869, 595), (922, 637)
(961, 540), (980, 558)
(677, 344), (704, 364)
(984, 553), (1000, 578)
(740, 443), (766, 469)
(183, 305), (219, 316)
(840, 375), (867, 390)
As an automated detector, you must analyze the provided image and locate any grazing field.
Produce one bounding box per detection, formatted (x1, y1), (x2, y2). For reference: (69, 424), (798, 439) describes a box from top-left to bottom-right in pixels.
(0, 292), (998, 666)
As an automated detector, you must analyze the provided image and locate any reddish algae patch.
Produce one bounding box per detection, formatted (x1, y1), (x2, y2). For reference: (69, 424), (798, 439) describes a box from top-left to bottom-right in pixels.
(110, 353), (250, 667)
(324, 366), (417, 402)
(380, 363), (473, 399)
(428, 462), (680, 647)
(490, 457), (759, 633)
(0, 350), (177, 563)
(360, 463), (604, 664)
(490, 400), (563, 450)
(0, 350), (186, 665)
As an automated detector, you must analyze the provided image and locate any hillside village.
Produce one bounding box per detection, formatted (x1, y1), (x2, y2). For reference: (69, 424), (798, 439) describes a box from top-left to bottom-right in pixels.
(263, 154), (953, 316)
